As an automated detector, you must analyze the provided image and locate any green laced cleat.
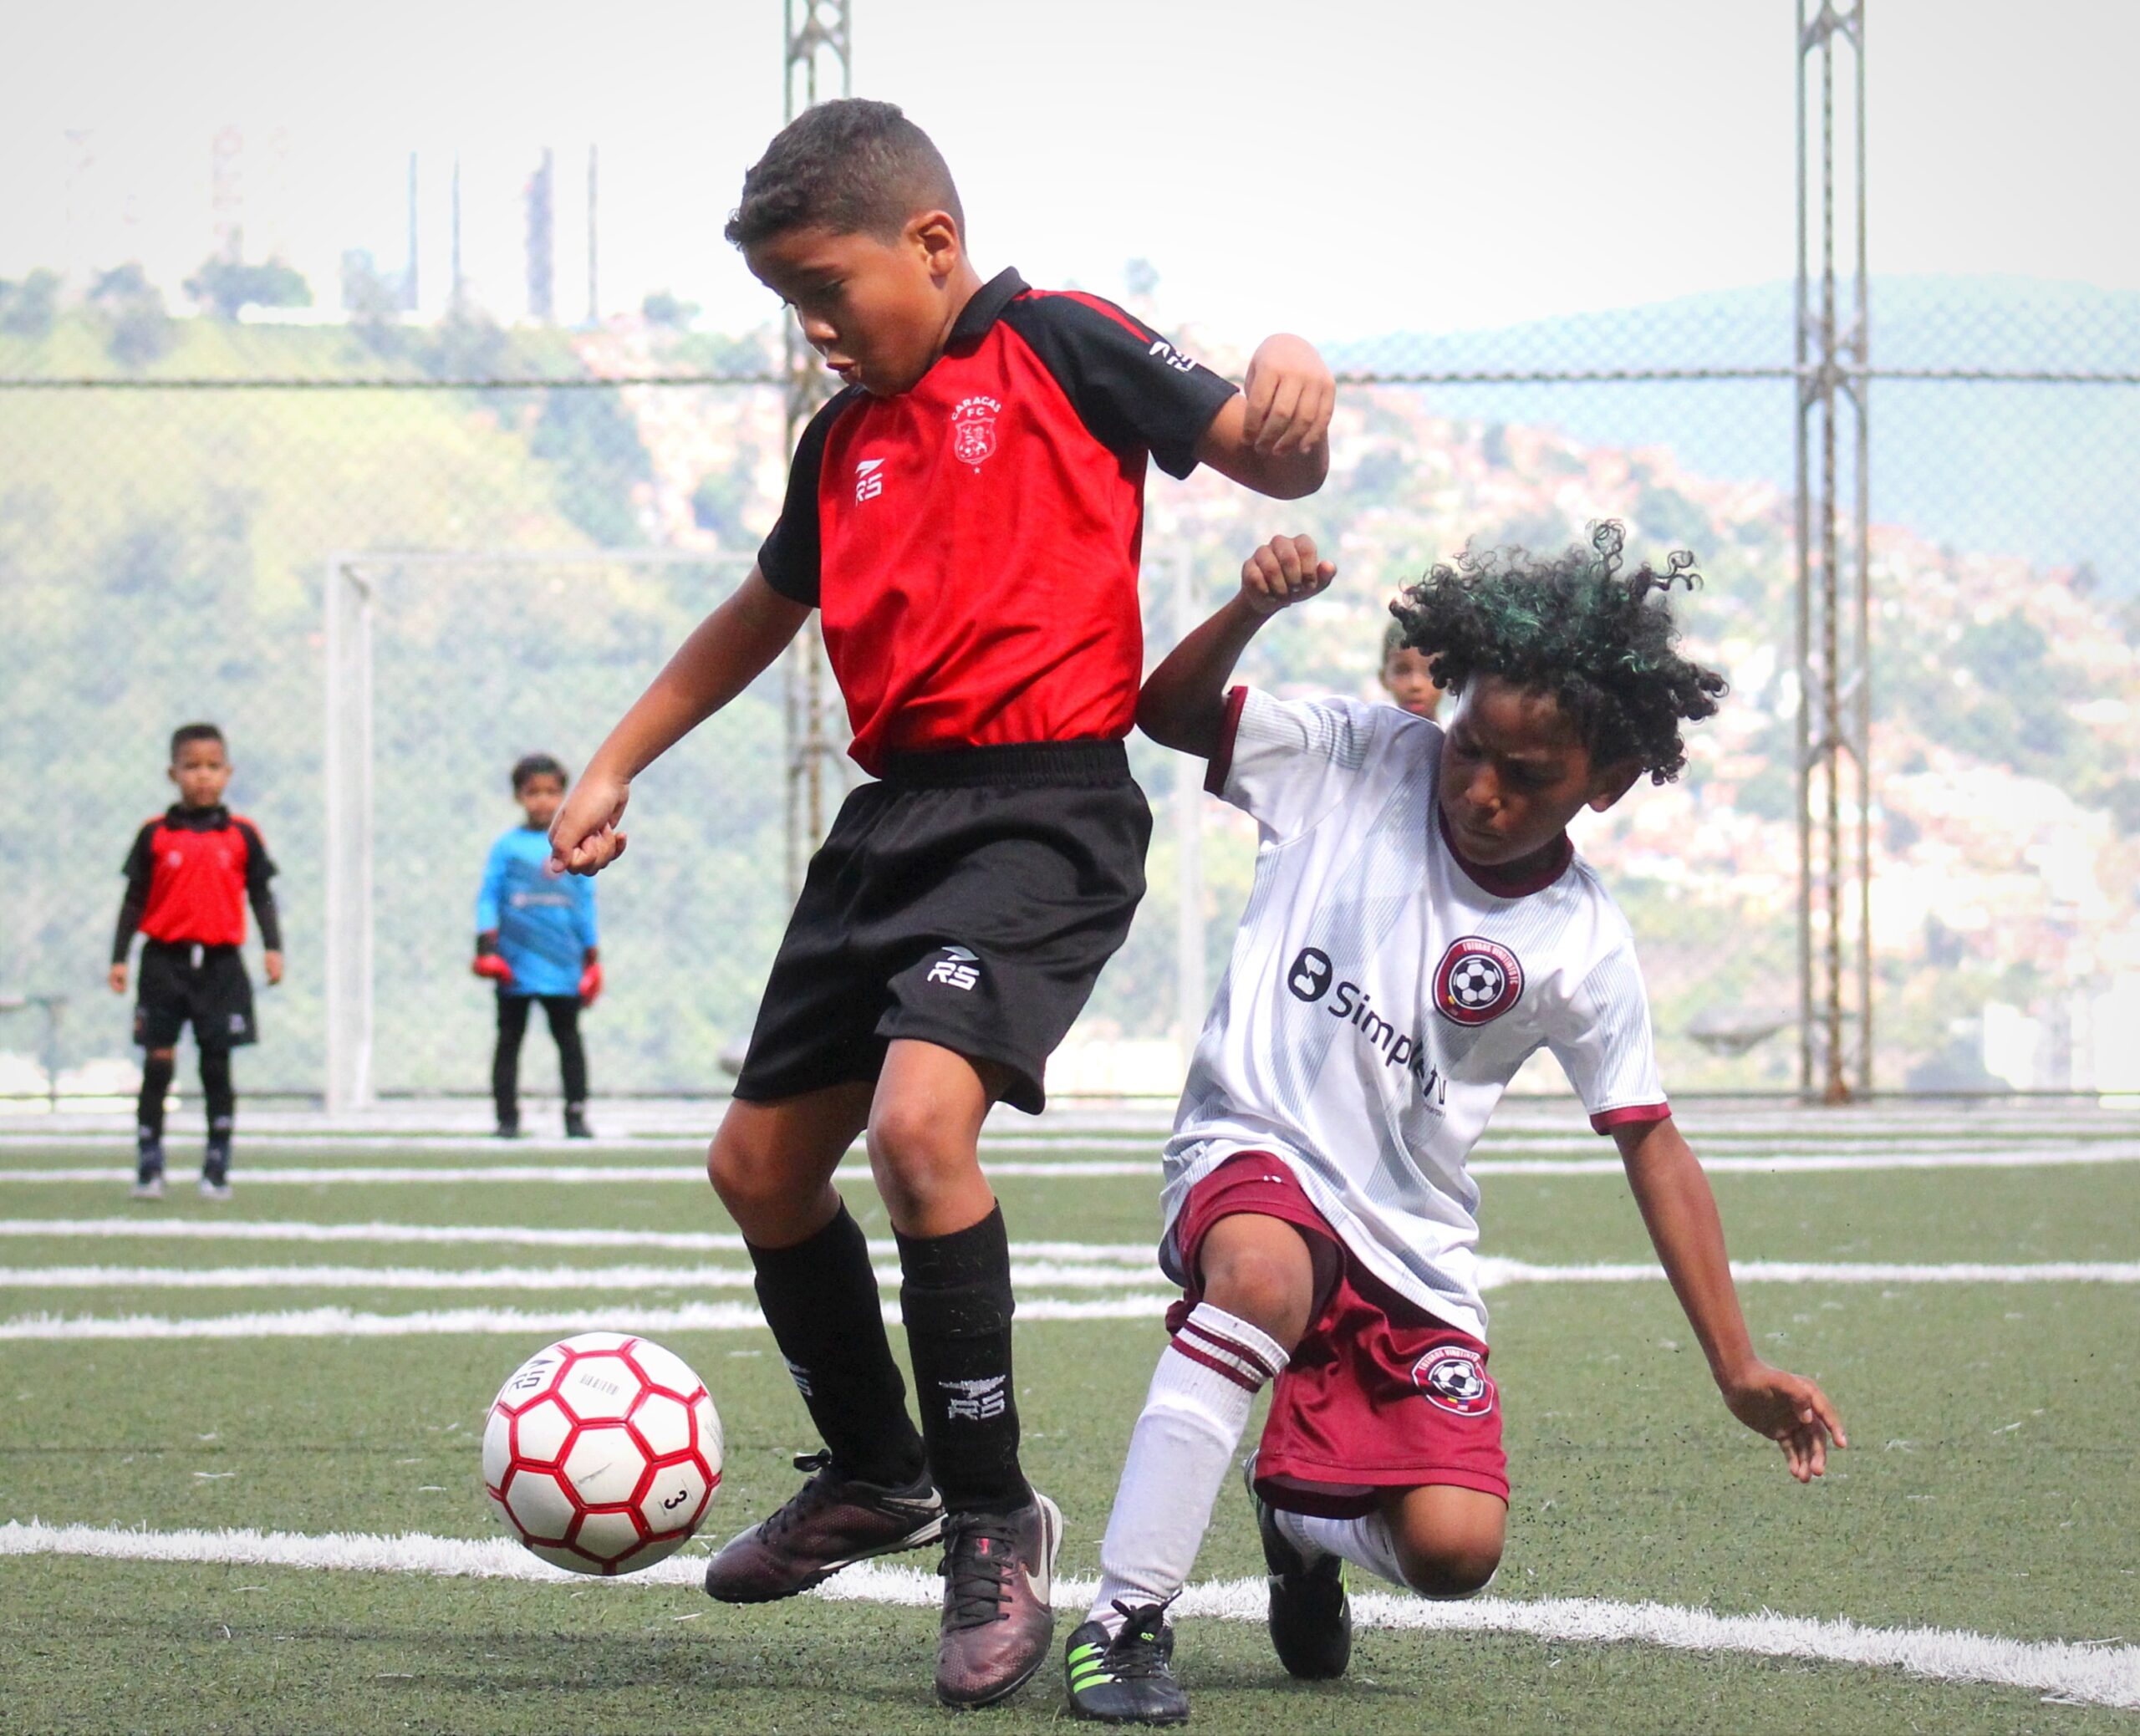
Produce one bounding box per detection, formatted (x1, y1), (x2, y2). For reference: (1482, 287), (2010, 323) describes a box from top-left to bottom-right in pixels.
(1064, 1599), (1189, 1725)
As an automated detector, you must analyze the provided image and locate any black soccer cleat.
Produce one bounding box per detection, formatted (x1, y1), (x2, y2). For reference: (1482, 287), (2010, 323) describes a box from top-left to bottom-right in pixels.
(494, 1111), (522, 1140)
(131, 1143), (166, 1201)
(1065, 1600), (1189, 1725)
(563, 1103), (593, 1140)
(200, 1144), (233, 1203)
(1246, 1454), (1351, 1679)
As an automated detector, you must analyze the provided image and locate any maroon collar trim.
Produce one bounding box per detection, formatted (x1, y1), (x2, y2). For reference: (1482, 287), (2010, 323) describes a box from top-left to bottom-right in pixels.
(1437, 807), (1572, 898)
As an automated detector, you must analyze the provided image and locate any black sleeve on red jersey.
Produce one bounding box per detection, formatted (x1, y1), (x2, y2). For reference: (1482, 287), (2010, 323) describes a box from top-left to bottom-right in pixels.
(112, 822), (156, 965)
(998, 293), (1240, 480)
(236, 821), (283, 952)
(756, 387), (864, 608)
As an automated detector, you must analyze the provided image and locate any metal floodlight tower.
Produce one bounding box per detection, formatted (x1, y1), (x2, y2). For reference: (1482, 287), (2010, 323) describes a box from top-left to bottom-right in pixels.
(781, 0), (853, 897)
(1794, 0), (1872, 1102)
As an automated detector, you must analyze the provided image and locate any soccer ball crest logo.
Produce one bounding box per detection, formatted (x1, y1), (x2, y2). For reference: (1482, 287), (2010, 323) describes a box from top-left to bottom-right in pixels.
(482, 1332), (723, 1576)
(1434, 936), (1523, 1027)
(1413, 1344), (1496, 1416)
(951, 395), (1001, 466)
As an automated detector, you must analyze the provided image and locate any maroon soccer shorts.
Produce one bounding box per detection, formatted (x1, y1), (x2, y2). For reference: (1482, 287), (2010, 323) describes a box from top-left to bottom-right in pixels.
(1166, 1153), (1509, 1516)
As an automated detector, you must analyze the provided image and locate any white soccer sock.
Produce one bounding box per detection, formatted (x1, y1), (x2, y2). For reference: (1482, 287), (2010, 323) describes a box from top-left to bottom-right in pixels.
(1277, 1506), (1411, 1591)
(1087, 1303), (1289, 1630)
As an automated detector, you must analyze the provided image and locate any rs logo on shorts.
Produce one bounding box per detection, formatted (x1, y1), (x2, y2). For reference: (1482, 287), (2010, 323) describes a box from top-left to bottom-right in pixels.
(1434, 936), (1524, 1027)
(926, 945), (981, 990)
(1413, 1345), (1495, 1416)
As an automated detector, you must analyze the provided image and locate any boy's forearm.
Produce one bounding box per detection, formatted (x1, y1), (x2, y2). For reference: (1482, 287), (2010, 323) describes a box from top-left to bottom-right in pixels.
(1617, 1119), (1759, 1388)
(1136, 593), (1271, 756)
(585, 571), (808, 781)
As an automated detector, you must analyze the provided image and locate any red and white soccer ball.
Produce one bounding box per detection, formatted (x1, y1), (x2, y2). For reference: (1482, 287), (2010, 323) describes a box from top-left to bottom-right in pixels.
(482, 1332), (723, 1576)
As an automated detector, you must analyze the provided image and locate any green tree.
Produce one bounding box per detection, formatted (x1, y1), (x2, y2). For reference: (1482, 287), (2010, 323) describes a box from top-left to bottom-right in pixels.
(186, 256), (313, 321)
(0, 268), (61, 339)
(88, 264), (174, 368)
(641, 290), (700, 330)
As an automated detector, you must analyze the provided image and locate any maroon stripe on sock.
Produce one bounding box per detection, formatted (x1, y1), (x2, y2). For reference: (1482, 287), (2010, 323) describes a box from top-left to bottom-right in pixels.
(1180, 1316), (1283, 1383)
(1167, 1336), (1263, 1392)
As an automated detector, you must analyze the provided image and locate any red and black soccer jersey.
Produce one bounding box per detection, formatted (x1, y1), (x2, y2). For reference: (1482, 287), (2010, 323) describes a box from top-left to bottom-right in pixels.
(757, 268), (1239, 776)
(114, 805), (281, 962)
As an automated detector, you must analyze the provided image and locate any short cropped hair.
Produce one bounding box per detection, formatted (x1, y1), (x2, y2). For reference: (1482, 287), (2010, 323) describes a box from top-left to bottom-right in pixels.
(511, 753), (568, 793)
(725, 99), (964, 249)
(170, 722), (224, 761)
(1390, 522), (1726, 783)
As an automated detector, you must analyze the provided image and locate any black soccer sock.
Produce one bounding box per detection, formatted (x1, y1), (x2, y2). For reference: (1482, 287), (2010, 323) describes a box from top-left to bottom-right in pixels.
(137, 1053), (174, 1149)
(199, 1046), (234, 1150)
(748, 1204), (928, 1489)
(898, 1204), (1027, 1515)
(492, 996), (530, 1123)
(543, 997), (588, 1106)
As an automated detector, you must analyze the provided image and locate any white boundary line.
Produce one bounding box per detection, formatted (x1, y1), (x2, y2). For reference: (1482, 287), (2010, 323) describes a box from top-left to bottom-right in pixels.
(1, 1521), (2132, 1709)
(0, 1297), (1179, 1340)
(4, 1258), (2137, 1294)
(0, 1219), (1154, 1262)
(7, 1143), (2140, 1184)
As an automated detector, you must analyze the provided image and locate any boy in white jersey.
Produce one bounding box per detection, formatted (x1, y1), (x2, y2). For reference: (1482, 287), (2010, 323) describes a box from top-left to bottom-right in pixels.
(1064, 525), (1846, 1724)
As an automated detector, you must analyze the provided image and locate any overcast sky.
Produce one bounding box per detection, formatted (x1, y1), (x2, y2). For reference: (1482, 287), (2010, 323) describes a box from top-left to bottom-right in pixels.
(4, 0), (2135, 341)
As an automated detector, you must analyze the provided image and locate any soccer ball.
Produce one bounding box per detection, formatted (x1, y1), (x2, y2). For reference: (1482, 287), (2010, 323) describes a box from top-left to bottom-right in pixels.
(482, 1332), (723, 1576)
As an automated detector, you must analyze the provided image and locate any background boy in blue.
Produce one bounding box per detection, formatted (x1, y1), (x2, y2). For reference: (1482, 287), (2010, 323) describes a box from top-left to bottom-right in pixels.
(474, 754), (601, 1138)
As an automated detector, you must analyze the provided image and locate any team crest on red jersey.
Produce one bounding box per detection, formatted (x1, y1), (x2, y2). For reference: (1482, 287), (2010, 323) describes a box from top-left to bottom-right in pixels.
(950, 395), (1000, 466)
(1434, 936), (1523, 1027)
(1413, 1345), (1495, 1416)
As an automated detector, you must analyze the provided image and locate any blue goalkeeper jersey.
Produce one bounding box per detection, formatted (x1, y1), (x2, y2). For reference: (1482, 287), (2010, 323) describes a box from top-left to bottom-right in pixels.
(476, 827), (597, 999)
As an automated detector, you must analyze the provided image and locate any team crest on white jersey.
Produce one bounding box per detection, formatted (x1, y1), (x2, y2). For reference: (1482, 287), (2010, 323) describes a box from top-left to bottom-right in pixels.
(1434, 936), (1523, 1027)
(1413, 1344), (1495, 1416)
(950, 395), (1001, 466)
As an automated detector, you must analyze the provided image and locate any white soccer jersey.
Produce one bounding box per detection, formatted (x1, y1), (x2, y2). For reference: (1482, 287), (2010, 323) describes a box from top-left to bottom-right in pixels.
(1161, 686), (1669, 1342)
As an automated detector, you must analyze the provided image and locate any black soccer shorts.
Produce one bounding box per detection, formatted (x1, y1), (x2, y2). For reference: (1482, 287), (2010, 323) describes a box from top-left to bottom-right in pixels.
(134, 940), (257, 1050)
(731, 740), (1150, 1115)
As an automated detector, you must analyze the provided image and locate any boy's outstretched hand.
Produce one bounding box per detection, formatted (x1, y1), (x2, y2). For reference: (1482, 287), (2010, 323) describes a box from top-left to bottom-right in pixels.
(1241, 534), (1336, 617)
(549, 771), (631, 877)
(1721, 1361), (1847, 1483)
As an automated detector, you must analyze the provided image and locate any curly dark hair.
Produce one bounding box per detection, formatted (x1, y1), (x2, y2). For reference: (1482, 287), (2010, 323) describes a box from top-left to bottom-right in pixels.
(1389, 522), (1726, 784)
(725, 99), (963, 250)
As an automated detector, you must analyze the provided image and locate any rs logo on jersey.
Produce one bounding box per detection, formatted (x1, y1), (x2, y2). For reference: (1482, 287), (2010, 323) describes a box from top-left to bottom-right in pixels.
(1434, 936), (1524, 1027)
(854, 458), (885, 503)
(1146, 337), (1198, 373)
(926, 945), (981, 991)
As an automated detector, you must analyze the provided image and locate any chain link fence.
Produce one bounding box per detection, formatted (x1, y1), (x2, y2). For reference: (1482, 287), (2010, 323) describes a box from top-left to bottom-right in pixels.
(2, 281), (2135, 1103)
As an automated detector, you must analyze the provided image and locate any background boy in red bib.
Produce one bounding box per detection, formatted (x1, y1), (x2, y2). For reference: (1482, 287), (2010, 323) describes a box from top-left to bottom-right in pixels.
(110, 723), (283, 1202)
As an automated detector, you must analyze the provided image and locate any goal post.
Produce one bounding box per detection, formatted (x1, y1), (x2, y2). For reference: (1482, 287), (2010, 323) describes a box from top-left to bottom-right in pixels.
(321, 549), (756, 1112)
(318, 545), (1212, 1114)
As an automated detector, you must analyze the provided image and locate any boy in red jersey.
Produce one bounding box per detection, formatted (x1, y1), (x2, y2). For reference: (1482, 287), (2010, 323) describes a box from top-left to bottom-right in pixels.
(110, 723), (283, 1201)
(548, 98), (1332, 1708)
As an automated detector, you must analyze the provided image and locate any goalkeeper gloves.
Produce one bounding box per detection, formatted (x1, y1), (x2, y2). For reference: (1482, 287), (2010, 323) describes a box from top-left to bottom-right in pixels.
(578, 954), (604, 1009)
(471, 932), (515, 986)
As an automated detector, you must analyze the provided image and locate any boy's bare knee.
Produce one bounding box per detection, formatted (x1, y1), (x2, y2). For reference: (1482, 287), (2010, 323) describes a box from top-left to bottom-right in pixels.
(1396, 1535), (1502, 1598)
(147, 1048), (176, 1065)
(1199, 1245), (1312, 1351)
(706, 1124), (797, 1232)
(864, 1103), (973, 1219)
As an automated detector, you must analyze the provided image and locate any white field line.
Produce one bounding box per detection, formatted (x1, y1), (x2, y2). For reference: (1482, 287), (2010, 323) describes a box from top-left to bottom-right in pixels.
(8, 1258), (2140, 1296)
(0, 1260), (1159, 1292)
(0, 1163), (1163, 1184)
(7, 1259), (2136, 1339)
(0, 1297), (1180, 1340)
(11, 1142), (2140, 1184)
(0, 1219), (1154, 1263)
(2, 1522), (2132, 1710)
